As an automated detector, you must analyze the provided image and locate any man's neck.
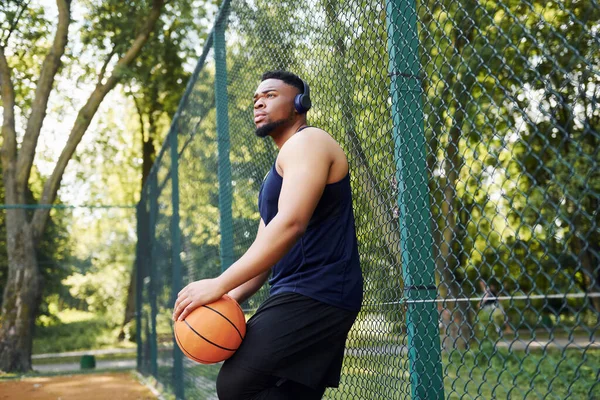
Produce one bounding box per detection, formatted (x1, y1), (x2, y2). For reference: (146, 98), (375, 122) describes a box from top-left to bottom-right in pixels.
(272, 119), (307, 149)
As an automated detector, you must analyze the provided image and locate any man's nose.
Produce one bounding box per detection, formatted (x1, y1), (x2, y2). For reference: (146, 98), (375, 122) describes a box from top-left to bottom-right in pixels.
(254, 99), (265, 109)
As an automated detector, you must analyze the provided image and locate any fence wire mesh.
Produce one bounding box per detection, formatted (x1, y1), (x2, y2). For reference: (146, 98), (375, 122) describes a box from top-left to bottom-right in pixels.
(137, 0), (600, 398)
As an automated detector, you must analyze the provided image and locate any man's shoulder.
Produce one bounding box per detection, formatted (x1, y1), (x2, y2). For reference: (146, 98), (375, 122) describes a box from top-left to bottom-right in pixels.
(278, 127), (348, 178)
(285, 126), (338, 151)
(300, 126), (330, 136)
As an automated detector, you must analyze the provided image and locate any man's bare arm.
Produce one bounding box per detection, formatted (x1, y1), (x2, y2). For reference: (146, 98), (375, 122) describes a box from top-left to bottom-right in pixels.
(227, 219), (270, 304)
(173, 130), (332, 321)
(228, 270), (270, 304)
(215, 131), (331, 293)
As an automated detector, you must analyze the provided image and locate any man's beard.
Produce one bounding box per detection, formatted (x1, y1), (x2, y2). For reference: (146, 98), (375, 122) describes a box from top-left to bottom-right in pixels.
(255, 111), (295, 138)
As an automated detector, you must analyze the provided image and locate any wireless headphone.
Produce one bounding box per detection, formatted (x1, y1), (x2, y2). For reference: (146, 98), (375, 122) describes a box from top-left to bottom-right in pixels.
(294, 78), (312, 114)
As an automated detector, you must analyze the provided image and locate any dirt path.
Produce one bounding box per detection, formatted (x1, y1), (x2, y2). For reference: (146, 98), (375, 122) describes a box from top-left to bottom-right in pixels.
(0, 372), (157, 400)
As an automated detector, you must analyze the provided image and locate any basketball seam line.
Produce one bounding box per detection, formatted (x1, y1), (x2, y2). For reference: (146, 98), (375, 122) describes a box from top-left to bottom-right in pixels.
(183, 319), (238, 351)
(174, 327), (214, 363)
(202, 304), (244, 341)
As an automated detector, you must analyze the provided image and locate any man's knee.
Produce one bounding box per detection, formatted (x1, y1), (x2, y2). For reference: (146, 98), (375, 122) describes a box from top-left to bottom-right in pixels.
(216, 361), (244, 400)
(216, 360), (275, 400)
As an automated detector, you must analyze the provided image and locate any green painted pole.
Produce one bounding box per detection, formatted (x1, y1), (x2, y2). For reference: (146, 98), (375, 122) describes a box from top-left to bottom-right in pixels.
(170, 131), (185, 398)
(148, 174), (159, 378)
(385, 1), (444, 399)
(135, 202), (144, 371)
(214, 1), (234, 272)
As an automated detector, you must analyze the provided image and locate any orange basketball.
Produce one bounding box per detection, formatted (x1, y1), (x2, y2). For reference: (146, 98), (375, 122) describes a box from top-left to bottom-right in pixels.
(174, 294), (246, 364)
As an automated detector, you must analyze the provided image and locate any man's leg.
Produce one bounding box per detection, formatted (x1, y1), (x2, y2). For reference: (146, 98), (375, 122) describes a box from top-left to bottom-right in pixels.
(216, 361), (278, 400)
(217, 361), (325, 400)
(253, 378), (326, 400)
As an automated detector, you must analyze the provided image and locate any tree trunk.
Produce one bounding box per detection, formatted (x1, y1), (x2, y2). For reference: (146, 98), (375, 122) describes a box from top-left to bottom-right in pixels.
(438, 175), (472, 350)
(119, 104), (156, 340)
(436, 0), (479, 351)
(324, 1), (402, 271)
(0, 0), (165, 371)
(30, 0), (165, 241)
(438, 95), (476, 350)
(571, 234), (600, 320)
(0, 212), (42, 372)
(428, 68), (455, 297)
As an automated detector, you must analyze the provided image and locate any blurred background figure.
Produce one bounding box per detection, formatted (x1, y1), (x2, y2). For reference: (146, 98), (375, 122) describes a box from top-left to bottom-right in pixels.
(479, 280), (511, 337)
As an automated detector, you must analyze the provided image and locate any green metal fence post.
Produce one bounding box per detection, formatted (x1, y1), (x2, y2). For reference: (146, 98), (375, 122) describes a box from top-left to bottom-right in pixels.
(386, 1), (444, 399)
(148, 174), (159, 378)
(135, 202), (144, 371)
(214, 0), (234, 272)
(170, 130), (185, 398)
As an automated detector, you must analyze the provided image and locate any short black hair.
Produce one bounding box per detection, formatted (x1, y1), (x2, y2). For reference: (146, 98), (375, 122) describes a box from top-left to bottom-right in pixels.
(261, 70), (304, 94)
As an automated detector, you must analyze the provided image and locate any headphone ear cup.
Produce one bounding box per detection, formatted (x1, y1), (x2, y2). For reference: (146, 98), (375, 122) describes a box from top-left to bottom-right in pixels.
(300, 94), (311, 113)
(294, 94), (311, 114)
(294, 79), (312, 114)
(294, 94), (307, 114)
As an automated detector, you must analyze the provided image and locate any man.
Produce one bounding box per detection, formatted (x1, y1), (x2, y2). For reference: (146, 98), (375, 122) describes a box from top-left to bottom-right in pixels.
(172, 71), (363, 399)
(478, 279), (509, 336)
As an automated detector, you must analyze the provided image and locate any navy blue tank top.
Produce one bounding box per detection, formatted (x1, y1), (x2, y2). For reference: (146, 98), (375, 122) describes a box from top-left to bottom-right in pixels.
(258, 150), (363, 312)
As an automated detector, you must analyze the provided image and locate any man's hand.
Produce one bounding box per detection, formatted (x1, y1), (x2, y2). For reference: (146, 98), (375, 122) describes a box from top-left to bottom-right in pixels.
(172, 278), (226, 321)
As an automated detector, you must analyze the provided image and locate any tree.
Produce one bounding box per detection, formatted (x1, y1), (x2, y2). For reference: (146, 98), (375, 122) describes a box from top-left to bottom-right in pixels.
(116, 0), (213, 340)
(503, 0), (600, 319)
(0, 0), (166, 372)
(0, 167), (72, 315)
(417, 0), (600, 341)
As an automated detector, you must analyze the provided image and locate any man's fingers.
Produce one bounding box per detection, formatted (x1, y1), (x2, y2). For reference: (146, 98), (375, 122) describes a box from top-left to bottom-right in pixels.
(173, 292), (186, 313)
(178, 285), (189, 297)
(174, 285), (191, 313)
(173, 297), (192, 321)
(176, 298), (191, 315)
(178, 302), (197, 321)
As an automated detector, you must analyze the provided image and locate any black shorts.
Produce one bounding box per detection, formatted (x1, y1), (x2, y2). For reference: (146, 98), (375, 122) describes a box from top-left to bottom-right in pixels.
(223, 292), (359, 390)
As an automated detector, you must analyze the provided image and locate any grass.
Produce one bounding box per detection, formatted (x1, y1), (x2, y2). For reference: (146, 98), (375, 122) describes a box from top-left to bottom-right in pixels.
(151, 346), (600, 399)
(33, 310), (135, 354)
(0, 366), (139, 381)
(154, 363), (222, 400)
(444, 347), (599, 399)
(26, 309), (600, 399)
(32, 351), (136, 366)
(328, 348), (600, 399)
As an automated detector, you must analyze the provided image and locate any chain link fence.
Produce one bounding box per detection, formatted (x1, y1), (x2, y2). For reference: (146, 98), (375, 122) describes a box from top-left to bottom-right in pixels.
(137, 0), (600, 398)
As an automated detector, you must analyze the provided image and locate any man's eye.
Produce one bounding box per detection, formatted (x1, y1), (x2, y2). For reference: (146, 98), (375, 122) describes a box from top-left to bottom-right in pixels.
(267, 93), (275, 98)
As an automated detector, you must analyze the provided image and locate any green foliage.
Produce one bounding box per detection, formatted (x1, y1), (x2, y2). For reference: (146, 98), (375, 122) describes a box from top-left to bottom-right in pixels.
(32, 351), (136, 366)
(0, 168), (74, 313)
(122, 1), (216, 152)
(1, 4), (53, 112)
(33, 310), (133, 354)
(412, 0), (600, 323)
(335, 348), (600, 399)
(5, 0), (216, 338)
(138, 0), (599, 397)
